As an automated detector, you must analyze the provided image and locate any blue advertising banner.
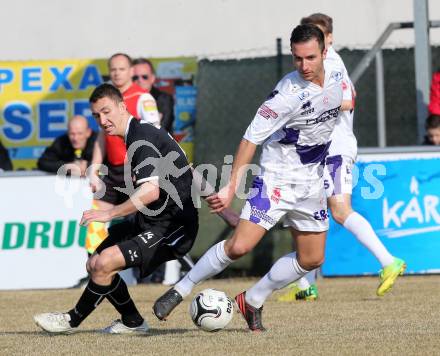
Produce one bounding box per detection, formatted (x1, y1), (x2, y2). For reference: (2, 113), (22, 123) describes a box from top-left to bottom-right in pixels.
(322, 152), (440, 276)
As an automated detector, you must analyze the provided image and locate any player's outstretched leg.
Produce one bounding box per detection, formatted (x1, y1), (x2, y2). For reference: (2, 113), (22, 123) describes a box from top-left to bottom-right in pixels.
(329, 195), (406, 297)
(34, 273), (148, 334)
(235, 292), (266, 332)
(237, 251), (311, 331)
(342, 212), (406, 296)
(34, 245), (148, 334)
(153, 240), (233, 320)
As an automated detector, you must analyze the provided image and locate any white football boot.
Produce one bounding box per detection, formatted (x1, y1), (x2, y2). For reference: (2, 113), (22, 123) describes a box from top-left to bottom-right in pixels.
(34, 312), (76, 334)
(101, 319), (149, 334)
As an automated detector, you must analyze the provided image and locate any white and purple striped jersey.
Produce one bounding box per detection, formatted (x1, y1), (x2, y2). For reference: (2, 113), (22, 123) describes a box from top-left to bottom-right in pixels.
(325, 46), (357, 160)
(243, 61), (344, 184)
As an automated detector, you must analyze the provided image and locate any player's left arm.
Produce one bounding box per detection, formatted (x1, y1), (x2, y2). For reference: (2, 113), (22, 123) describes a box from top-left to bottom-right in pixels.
(340, 99), (353, 111)
(80, 180), (160, 225)
(340, 67), (354, 111)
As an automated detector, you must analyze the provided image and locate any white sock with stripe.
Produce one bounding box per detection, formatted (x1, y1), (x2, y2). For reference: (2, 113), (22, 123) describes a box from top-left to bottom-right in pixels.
(175, 240), (232, 298)
(246, 252), (309, 308)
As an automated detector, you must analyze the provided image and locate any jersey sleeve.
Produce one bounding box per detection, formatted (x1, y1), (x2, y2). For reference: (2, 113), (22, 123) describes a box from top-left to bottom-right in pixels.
(137, 93), (161, 128)
(341, 67), (353, 101)
(243, 88), (296, 145)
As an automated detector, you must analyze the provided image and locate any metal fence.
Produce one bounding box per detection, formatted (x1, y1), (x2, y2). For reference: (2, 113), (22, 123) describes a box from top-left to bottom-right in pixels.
(195, 46), (440, 167)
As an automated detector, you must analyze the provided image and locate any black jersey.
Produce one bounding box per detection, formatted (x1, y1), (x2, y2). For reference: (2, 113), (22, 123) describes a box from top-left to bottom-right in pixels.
(124, 117), (195, 224)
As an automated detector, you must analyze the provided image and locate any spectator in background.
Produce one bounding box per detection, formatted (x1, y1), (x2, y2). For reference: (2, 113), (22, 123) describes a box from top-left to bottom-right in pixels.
(37, 115), (96, 176)
(0, 139), (13, 171)
(133, 58), (175, 133)
(428, 71), (440, 115)
(423, 114), (440, 145)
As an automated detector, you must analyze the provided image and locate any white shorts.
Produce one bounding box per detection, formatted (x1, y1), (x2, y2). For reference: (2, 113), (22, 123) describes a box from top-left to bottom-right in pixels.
(240, 176), (329, 232)
(323, 155), (354, 197)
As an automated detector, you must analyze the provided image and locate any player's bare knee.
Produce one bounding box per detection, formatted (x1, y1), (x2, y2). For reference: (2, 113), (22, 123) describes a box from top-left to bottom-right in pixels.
(330, 208), (347, 224)
(91, 253), (114, 278)
(298, 255), (324, 271)
(86, 255), (98, 274)
(225, 239), (250, 260)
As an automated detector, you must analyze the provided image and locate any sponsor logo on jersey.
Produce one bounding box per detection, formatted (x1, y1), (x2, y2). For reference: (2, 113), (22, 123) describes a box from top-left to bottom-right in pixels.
(266, 90), (279, 100)
(250, 206), (277, 225)
(298, 91), (310, 101)
(291, 84), (301, 92)
(258, 104), (278, 119)
(300, 100), (315, 115)
(270, 187), (281, 204)
(128, 249), (138, 262)
(331, 71), (343, 82)
(306, 106), (340, 125)
(142, 99), (158, 112)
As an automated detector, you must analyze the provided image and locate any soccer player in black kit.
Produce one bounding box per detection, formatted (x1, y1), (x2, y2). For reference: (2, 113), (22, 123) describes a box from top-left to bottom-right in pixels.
(34, 83), (198, 334)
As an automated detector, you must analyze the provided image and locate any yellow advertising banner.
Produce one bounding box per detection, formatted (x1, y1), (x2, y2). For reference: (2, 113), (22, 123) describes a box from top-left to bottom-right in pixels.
(0, 57), (197, 169)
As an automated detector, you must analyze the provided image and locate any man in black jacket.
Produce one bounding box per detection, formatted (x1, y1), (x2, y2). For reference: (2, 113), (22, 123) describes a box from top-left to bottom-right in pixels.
(0, 139), (13, 171)
(132, 58), (175, 133)
(37, 115), (97, 176)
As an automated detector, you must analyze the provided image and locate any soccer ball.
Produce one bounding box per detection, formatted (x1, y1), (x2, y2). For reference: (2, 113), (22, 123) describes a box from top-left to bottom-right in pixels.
(189, 289), (234, 332)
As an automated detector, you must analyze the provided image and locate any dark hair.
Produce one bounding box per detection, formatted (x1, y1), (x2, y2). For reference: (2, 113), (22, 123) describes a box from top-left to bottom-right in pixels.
(107, 53), (133, 68)
(426, 114), (440, 129)
(300, 13), (333, 34)
(89, 83), (123, 104)
(132, 58), (156, 75)
(290, 24), (325, 52)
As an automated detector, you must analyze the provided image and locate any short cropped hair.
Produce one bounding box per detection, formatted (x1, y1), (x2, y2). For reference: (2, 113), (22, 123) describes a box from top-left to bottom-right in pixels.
(132, 58), (156, 75)
(89, 83), (123, 104)
(426, 114), (440, 129)
(300, 13), (333, 35)
(107, 53), (133, 68)
(290, 24), (325, 52)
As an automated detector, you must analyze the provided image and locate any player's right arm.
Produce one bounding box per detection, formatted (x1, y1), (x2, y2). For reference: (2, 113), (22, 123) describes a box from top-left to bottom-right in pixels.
(80, 180), (160, 225)
(91, 130), (106, 166)
(88, 130), (106, 192)
(340, 65), (354, 111)
(207, 139), (257, 213)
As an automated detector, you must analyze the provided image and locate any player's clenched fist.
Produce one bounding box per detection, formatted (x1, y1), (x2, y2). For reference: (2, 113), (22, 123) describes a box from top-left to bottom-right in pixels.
(206, 184), (234, 213)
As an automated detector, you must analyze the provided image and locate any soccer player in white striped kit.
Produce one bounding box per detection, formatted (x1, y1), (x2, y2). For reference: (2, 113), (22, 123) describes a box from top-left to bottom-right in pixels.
(152, 24), (344, 331)
(278, 14), (406, 302)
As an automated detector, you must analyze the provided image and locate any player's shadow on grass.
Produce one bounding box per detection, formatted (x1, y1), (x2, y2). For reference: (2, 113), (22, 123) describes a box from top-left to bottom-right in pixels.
(1, 327), (248, 337)
(148, 327), (247, 336)
(0, 330), (101, 336)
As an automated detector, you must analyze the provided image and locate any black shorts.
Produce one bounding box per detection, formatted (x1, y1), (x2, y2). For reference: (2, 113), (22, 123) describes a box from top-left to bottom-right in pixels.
(95, 212), (198, 278)
(99, 164), (128, 205)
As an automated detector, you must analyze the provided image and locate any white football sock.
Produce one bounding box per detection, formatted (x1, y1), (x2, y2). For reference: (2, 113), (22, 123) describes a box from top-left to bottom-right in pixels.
(296, 270), (317, 289)
(246, 252), (309, 308)
(174, 240), (233, 298)
(343, 212), (394, 267)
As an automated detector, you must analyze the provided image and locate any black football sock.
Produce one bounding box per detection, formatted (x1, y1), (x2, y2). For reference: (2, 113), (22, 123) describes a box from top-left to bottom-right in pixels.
(68, 279), (110, 327)
(106, 273), (144, 327)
